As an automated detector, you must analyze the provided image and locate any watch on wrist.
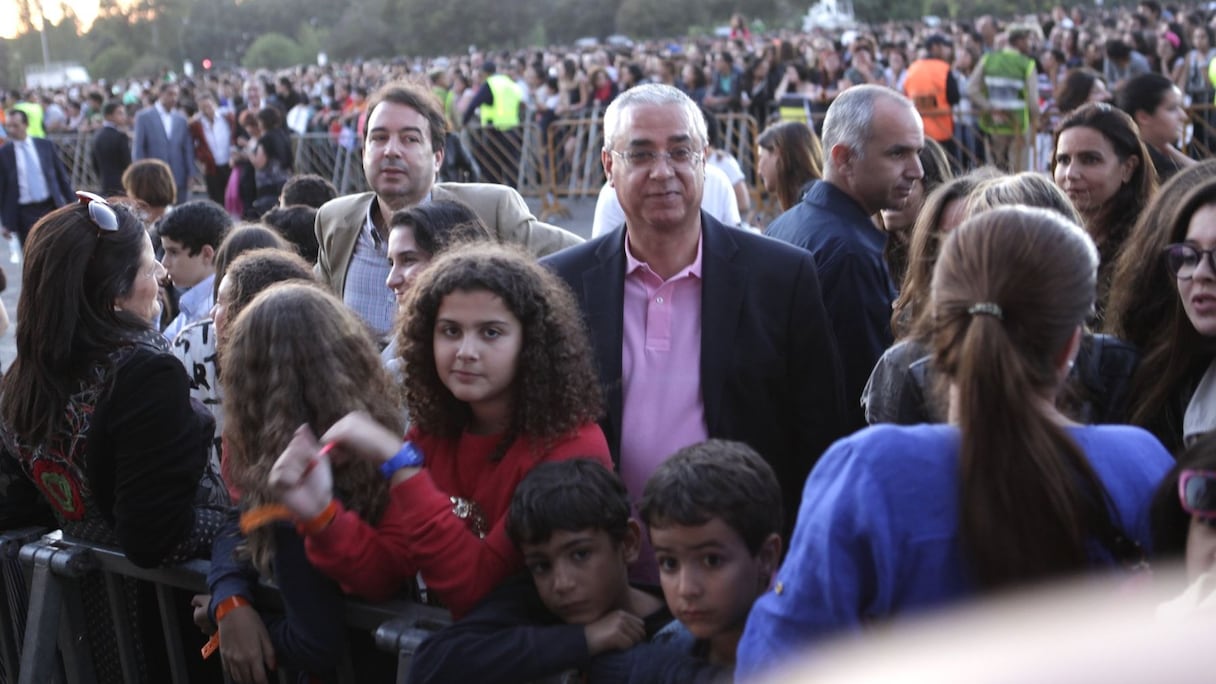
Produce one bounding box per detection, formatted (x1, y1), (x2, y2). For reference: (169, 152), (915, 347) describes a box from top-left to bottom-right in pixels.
(380, 442), (424, 479)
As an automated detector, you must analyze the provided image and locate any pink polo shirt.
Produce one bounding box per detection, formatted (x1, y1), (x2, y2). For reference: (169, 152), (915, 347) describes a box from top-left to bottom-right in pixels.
(619, 233), (709, 504)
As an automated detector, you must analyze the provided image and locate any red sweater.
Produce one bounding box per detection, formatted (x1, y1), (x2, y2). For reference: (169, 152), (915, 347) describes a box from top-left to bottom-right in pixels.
(304, 422), (610, 617)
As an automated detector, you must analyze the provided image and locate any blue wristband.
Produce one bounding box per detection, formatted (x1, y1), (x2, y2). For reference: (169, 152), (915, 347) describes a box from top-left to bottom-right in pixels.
(380, 442), (424, 480)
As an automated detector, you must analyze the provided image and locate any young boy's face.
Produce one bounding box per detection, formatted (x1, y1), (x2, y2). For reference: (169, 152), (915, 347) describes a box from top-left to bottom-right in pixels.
(522, 526), (637, 625)
(650, 517), (779, 651)
(160, 237), (215, 290)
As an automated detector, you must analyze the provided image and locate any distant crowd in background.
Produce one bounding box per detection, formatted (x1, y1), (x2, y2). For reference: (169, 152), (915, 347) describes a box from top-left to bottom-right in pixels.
(5, 2), (1216, 180)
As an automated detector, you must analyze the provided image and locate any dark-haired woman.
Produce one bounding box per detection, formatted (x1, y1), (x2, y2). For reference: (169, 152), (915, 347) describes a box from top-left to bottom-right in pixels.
(1117, 175), (1216, 453)
(1117, 72), (1196, 183)
(251, 106), (294, 216)
(738, 206), (1170, 677)
(1052, 102), (1158, 321)
(0, 195), (228, 680)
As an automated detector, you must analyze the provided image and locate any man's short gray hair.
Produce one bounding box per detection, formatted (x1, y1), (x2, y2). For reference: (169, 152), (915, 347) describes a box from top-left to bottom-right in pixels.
(821, 84), (916, 163)
(601, 83), (708, 151)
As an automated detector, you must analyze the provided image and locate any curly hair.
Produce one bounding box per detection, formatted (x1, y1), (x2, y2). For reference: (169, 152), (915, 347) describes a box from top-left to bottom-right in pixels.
(397, 243), (603, 453)
(221, 282), (400, 575)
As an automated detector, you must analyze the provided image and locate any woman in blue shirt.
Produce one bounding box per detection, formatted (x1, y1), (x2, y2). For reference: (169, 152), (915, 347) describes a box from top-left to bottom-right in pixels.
(737, 206), (1171, 679)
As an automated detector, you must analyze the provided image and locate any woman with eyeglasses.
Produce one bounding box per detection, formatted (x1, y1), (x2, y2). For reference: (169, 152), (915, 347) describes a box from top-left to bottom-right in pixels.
(738, 206), (1171, 677)
(1117, 174), (1216, 454)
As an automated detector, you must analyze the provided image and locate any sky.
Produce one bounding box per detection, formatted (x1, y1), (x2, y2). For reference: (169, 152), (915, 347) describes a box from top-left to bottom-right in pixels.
(1, 0), (102, 40)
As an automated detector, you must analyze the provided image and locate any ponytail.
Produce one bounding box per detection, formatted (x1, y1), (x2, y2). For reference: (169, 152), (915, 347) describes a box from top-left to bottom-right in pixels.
(934, 207), (1118, 590)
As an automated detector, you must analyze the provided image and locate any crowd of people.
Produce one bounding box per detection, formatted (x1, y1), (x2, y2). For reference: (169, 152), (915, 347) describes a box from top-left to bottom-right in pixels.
(3, 3), (1216, 683)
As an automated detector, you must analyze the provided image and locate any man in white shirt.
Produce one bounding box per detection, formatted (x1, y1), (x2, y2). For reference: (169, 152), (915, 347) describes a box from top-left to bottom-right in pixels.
(0, 108), (73, 245)
(189, 92), (235, 206)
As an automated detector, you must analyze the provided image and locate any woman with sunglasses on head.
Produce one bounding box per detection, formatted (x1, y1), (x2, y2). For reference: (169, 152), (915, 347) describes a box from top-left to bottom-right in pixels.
(0, 194), (229, 680)
(738, 206), (1171, 678)
(1119, 175), (1216, 454)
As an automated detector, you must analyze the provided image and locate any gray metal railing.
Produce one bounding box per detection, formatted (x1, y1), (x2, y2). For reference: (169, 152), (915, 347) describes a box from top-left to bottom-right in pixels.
(6, 530), (449, 684)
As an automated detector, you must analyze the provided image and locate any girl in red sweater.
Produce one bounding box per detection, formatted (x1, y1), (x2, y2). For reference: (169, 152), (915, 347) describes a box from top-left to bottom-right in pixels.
(270, 243), (611, 617)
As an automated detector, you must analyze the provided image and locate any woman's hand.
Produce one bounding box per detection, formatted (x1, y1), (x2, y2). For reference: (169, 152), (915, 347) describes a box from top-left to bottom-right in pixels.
(319, 411), (402, 465)
(269, 425), (334, 520)
(218, 605), (276, 684)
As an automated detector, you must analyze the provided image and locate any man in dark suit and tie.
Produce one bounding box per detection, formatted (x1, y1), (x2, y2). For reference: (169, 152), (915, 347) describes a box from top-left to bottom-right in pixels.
(0, 108), (73, 244)
(541, 84), (849, 562)
(92, 100), (132, 197)
(133, 83), (194, 203)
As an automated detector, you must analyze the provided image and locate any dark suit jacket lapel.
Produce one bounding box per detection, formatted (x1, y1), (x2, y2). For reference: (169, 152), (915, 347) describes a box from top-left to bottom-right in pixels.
(584, 227), (627, 455)
(699, 213), (745, 433)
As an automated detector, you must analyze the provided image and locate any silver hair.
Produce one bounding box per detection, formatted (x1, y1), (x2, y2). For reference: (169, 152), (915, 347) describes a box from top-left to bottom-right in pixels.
(601, 83), (708, 151)
(821, 84), (916, 164)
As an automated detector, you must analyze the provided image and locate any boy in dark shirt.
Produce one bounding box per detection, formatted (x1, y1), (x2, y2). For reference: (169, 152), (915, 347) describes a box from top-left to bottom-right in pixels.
(408, 459), (674, 682)
(589, 439), (783, 681)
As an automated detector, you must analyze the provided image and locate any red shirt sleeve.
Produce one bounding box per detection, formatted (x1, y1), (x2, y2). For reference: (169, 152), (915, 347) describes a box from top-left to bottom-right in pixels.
(304, 423), (611, 615)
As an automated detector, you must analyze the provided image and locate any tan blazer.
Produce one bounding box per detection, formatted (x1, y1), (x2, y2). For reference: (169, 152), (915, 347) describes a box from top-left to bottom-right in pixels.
(314, 183), (582, 297)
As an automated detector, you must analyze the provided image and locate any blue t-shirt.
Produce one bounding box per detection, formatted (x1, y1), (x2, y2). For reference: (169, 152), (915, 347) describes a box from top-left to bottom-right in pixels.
(735, 423), (1171, 679)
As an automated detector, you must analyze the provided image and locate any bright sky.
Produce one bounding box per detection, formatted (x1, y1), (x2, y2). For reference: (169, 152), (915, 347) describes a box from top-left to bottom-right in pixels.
(1, 0), (101, 40)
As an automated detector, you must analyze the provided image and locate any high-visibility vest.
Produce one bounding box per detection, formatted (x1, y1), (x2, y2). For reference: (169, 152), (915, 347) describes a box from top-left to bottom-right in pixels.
(978, 49), (1033, 135)
(14, 102), (45, 138)
(904, 58), (953, 142)
(480, 74), (521, 130)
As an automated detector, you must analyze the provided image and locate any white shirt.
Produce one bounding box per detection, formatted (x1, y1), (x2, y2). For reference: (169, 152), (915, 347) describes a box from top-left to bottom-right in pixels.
(155, 102), (174, 138)
(591, 163), (741, 237)
(200, 114), (232, 166)
(166, 274), (215, 344)
(13, 138), (48, 204)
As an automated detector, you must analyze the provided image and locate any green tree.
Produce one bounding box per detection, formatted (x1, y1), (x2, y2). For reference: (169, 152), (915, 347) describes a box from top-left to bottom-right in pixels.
(617, 0), (708, 39)
(544, 0), (621, 43)
(242, 32), (306, 69)
(90, 44), (137, 80)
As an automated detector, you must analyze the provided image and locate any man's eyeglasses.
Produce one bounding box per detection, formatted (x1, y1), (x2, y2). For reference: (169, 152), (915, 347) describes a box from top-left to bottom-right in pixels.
(611, 146), (701, 170)
(1179, 469), (1216, 524)
(76, 191), (119, 235)
(1164, 243), (1216, 280)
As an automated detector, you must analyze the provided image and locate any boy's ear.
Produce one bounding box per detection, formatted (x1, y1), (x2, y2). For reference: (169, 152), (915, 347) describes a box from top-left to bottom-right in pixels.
(756, 532), (783, 589)
(621, 519), (643, 565)
(200, 244), (216, 265)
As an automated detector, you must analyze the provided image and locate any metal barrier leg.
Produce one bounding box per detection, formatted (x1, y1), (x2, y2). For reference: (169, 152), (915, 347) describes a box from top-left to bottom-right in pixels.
(102, 573), (140, 683)
(17, 541), (95, 684)
(154, 583), (189, 684)
(0, 528), (48, 684)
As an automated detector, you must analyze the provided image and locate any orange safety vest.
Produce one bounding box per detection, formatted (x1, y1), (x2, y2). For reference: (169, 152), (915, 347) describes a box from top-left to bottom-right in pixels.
(904, 58), (953, 143)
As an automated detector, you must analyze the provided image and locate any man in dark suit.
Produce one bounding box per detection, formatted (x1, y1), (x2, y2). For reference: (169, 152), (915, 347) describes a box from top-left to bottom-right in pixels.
(0, 108), (74, 244)
(541, 84), (848, 561)
(92, 100), (132, 197)
(132, 83), (194, 203)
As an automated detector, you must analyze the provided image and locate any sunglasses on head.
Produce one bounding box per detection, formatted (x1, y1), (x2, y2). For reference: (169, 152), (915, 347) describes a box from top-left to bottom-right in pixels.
(1178, 469), (1216, 522)
(76, 191), (119, 234)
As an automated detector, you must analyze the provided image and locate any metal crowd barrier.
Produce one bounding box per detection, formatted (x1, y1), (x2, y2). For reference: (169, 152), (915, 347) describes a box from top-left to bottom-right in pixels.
(0, 527), (48, 684)
(47, 102), (1216, 223)
(7, 531), (450, 684)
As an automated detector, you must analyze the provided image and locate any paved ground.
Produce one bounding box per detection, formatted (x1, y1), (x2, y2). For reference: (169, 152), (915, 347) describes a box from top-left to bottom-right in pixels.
(0, 195), (599, 367)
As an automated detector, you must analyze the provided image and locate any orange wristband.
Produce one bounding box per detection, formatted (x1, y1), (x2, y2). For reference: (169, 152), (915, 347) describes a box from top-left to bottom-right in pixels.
(238, 504), (294, 534)
(200, 596), (252, 659)
(296, 499), (339, 536)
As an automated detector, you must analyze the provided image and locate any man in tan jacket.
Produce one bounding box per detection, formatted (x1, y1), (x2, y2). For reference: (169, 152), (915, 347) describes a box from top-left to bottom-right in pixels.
(315, 80), (580, 338)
